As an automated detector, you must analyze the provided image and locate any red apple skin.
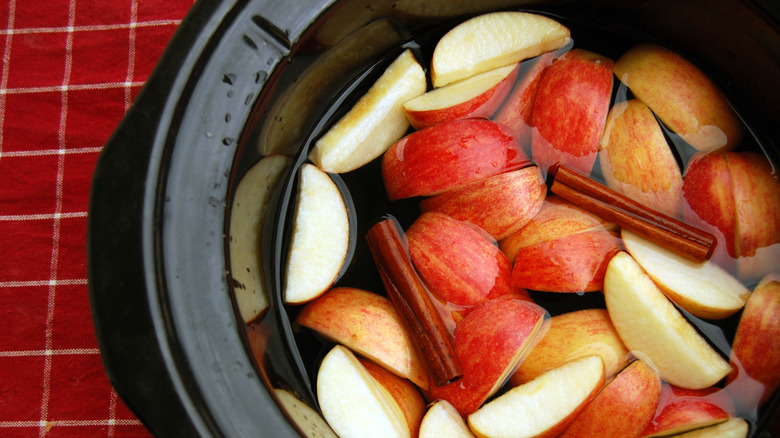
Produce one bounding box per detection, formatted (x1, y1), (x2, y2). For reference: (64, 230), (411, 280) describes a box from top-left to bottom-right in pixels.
(404, 63), (520, 130)
(510, 229), (623, 292)
(424, 294), (547, 416)
(727, 279), (780, 409)
(559, 359), (662, 438)
(359, 357), (426, 437)
(641, 384), (732, 437)
(407, 212), (515, 309)
(419, 166), (546, 241)
(493, 52), (554, 150)
(531, 48), (614, 177)
(683, 151), (780, 280)
(381, 118), (532, 200)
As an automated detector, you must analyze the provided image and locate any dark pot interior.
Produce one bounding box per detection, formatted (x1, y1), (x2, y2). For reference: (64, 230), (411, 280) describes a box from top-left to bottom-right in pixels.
(88, 0), (780, 436)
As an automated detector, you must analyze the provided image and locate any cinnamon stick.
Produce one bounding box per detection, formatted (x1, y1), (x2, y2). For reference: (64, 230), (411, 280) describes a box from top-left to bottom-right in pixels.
(366, 217), (462, 387)
(550, 165), (717, 263)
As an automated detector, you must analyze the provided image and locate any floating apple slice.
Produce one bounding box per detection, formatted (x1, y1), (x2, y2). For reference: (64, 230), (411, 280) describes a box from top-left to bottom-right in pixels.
(621, 229), (749, 320)
(641, 385), (732, 437)
(418, 400), (475, 438)
(510, 308), (630, 386)
(403, 63), (519, 130)
(273, 388), (337, 438)
(228, 155), (290, 323)
(317, 345), (409, 438)
(559, 359), (661, 438)
(430, 11), (571, 88)
(613, 43), (743, 152)
(666, 417), (749, 438)
(296, 287), (428, 389)
(359, 357), (426, 437)
(603, 251), (733, 389)
(309, 49), (426, 173)
(284, 163), (350, 304)
(467, 355), (605, 438)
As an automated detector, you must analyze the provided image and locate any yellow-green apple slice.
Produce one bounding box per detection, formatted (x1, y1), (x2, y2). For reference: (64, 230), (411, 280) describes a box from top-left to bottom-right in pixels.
(309, 49), (426, 173)
(406, 212), (515, 309)
(425, 294), (547, 416)
(531, 48), (614, 177)
(683, 151), (780, 282)
(467, 355), (605, 438)
(494, 52), (554, 148)
(419, 166), (546, 241)
(273, 388), (338, 438)
(430, 11), (570, 88)
(317, 345), (409, 438)
(599, 99), (684, 218)
(641, 385), (732, 437)
(613, 43), (743, 153)
(727, 277), (780, 408)
(403, 63), (519, 130)
(667, 417), (749, 438)
(621, 229), (749, 320)
(381, 118), (531, 200)
(559, 359), (661, 438)
(283, 163), (350, 304)
(603, 251), (733, 389)
(419, 400), (476, 438)
(510, 308), (630, 386)
(499, 195), (617, 263)
(259, 19), (404, 156)
(296, 287), (428, 389)
(358, 357), (426, 437)
(228, 155), (290, 323)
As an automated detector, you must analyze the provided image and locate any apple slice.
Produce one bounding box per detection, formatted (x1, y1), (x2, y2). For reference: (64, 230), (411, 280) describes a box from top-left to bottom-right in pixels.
(510, 308), (630, 386)
(381, 118), (531, 200)
(425, 294), (547, 416)
(228, 154), (290, 323)
(603, 251), (733, 389)
(309, 49), (426, 173)
(559, 359), (661, 438)
(296, 287), (428, 389)
(403, 63), (519, 130)
(727, 277), (780, 408)
(467, 355), (605, 438)
(359, 357), (426, 437)
(531, 48), (614, 176)
(284, 163), (350, 304)
(273, 388), (337, 438)
(621, 229), (749, 320)
(666, 417), (749, 438)
(430, 11), (570, 88)
(641, 385), (732, 437)
(613, 43), (743, 152)
(419, 166), (546, 241)
(419, 400), (476, 438)
(599, 99), (684, 218)
(317, 345), (410, 438)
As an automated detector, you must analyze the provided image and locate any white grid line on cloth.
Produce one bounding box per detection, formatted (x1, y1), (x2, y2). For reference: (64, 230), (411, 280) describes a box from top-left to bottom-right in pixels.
(0, 81), (147, 95)
(0, 0), (15, 154)
(0, 348), (100, 357)
(0, 18), (182, 36)
(123, 0), (139, 111)
(0, 146), (102, 158)
(0, 278), (87, 287)
(38, 0), (77, 434)
(0, 419), (143, 428)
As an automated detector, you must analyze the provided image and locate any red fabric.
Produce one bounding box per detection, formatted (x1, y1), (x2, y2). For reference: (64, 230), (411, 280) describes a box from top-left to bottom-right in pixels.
(0, 0), (193, 435)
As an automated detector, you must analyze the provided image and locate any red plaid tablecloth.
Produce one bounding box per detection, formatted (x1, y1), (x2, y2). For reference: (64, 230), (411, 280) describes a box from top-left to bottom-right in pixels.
(0, 0), (194, 436)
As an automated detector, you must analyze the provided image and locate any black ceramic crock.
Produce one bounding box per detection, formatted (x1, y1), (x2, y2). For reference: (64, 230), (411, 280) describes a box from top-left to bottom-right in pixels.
(88, 0), (780, 436)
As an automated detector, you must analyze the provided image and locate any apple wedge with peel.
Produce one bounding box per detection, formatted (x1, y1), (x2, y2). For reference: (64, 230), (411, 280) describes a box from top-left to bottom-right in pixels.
(667, 417), (749, 438)
(510, 308), (630, 386)
(621, 229), (749, 320)
(467, 355), (605, 438)
(309, 49), (426, 173)
(228, 154), (290, 323)
(419, 400), (476, 438)
(317, 345), (410, 438)
(559, 359), (661, 438)
(296, 287), (428, 389)
(273, 388), (337, 438)
(284, 163), (350, 304)
(641, 385), (732, 437)
(430, 11), (570, 88)
(604, 251), (733, 389)
(403, 63), (519, 130)
(359, 357), (426, 437)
